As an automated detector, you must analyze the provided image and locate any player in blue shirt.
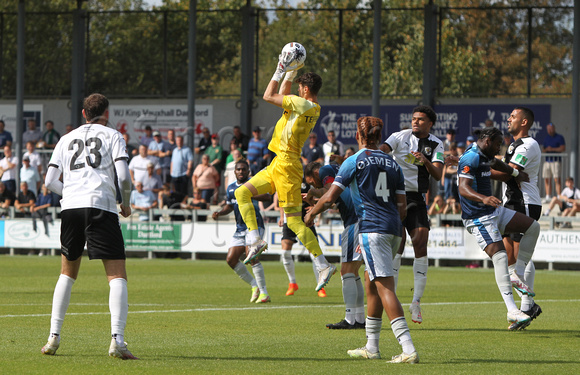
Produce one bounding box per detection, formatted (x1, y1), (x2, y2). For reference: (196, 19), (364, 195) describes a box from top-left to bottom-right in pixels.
(305, 116), (418, 364)
(304, 162), (364, 330)
(458, 127), (541, 329)
(212, 160), (270, 304)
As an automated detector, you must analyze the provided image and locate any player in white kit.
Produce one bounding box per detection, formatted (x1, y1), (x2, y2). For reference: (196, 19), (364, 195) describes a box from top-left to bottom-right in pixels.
(41, 93), (137, 359)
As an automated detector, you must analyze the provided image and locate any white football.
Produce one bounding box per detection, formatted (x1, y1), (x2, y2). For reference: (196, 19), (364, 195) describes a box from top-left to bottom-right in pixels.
(280, 42), (307, 70)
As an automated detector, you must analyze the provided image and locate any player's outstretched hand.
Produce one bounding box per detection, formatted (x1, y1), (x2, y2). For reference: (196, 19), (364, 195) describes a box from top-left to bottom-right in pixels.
(304, 211), (315, 227)
(212, 211), (220, 220)
(119, 204), (131, 218)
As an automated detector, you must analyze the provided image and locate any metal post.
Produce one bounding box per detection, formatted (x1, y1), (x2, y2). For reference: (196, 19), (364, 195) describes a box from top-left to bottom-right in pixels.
(187, 0), (197, 148)
(71, 0), (87, 128)
(338, 9), (343, 98)
(422, 1), (437, 107)
(372, 0), (381, 118)
(571, 0), (580, 181)
(527, 8), (533, 97)
(240, 2), (255, 135)
(15, 0), (25, 189)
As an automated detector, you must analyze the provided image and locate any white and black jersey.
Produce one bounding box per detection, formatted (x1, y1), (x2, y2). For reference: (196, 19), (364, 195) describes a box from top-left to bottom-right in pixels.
(384, 129), (445, 194)
(502, 136), (541, 207)
(48, 124), (128, 214)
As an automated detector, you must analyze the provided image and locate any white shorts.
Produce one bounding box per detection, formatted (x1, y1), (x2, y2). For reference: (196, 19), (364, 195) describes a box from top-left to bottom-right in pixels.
(462, 206), (516, 251)
(341, 222), (362, 263)
(358, 233), (401, 281)
(229, 227), (265, 248)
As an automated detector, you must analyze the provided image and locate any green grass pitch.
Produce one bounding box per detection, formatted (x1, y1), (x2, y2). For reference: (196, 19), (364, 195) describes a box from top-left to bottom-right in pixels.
(1, 256), (579, 374)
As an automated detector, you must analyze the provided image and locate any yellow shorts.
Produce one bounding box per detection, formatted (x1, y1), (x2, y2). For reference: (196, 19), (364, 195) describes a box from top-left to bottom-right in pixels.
(251, 157), (303, 208)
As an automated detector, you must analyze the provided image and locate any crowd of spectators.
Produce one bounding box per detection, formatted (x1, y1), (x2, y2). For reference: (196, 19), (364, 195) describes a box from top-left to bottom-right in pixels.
(0, 118), (577, 229)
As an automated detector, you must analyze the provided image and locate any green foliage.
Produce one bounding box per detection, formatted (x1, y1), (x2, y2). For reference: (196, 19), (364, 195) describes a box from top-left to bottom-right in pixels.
(1, 256), (579, 374)
(0, 0), (574, 98)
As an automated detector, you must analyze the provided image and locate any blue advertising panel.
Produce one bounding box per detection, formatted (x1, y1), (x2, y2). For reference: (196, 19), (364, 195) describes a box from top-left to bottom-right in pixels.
(316, 104), (551, 146)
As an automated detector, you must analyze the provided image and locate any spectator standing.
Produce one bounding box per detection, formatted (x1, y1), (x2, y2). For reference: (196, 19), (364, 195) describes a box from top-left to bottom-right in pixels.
(24, 141), (44, 176)
(139, 125), (154, 147)
(231, 125), (250, 153)
(170, 135), (193, 196)
(128, 144), (160, 186)
(0, 181), (15, 217)
(0, 145), (18, 193)
(192, 154), (219, 204)
(148, 131), (172, 183)
(166, 129), (177, 152)
(542, 123), (566, 202)
(0, 120), (13, 148)
(140, 162), (163, 194)
(443, 129), (456, 156)
(64, 124), (74, 135)
(205, 134), (224, 174)
(123, 133), (138, 162)
(32, 184), (55, 236)
(322, 130), (344, 165)
(41, 120), (61, 149)
(130, 181), (158, 221)
(20, 156), (41, 193)
(23, 119), (43, 146)
(247, 127), (269, 176)
(15, 181), (36, 217)
(301, 132), (324, 166)
(225, 138), (242, 165)
(195, 127), (211, 155)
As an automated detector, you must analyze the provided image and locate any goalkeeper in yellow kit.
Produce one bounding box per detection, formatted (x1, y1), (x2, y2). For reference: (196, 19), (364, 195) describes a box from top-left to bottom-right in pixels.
(235, 48), (336, 292)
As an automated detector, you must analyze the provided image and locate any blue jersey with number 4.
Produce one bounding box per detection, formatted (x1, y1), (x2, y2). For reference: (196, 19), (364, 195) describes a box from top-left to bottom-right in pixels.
(333, 148), (405, 235)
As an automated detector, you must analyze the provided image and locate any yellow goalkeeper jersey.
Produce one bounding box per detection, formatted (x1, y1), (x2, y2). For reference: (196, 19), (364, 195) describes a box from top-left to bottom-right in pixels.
(268, 95), (321, 162)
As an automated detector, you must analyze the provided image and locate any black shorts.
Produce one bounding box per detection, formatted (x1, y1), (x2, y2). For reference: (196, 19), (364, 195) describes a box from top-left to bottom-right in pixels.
(503, 203), (542, 242)
(282, 222), (317, 243)
(403, 192), (430, 231)
(60, 208), (126, 261)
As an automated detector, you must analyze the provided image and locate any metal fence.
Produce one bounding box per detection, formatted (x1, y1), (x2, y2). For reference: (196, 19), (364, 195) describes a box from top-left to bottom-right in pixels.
(0, 4), (574, 99)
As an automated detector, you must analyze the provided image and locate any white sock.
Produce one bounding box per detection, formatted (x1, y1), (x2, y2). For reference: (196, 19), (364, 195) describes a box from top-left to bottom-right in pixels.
(247, 229), (261, 245)
(282, 251), (296, 284)
(341, 273), (357, 325)
(109, 278), (128, 344)
(310, 253), (319, 282)
(49, 274), (75, 336)
(516, 221), (540, 275)
(412, 256), (428, 303)
(392, 253), (402, 291)
(355, 276), (365, 323)
(491, 252), (518, 312)
(312, 253), (330, 270)
(252, 263), (268, 295)
(391, 316), (415, 355)
(365, 317), (382, 353)
(521, 261), (536, 311)
(233, 261), (257, 287)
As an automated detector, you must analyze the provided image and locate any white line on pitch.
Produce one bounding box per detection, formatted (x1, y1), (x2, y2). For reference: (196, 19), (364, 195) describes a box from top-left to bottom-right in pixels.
(1, 299), (579, 319)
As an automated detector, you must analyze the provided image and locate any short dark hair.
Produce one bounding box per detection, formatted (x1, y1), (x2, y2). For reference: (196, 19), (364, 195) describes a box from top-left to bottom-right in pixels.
(478, 126), (503, 142)
(514, 106), (535, 125)
(304, 161), (322, 178)
(235, 159), (249, 169)
(83, 93), (109, 123)
(412, 105), (437, 124)
(295, 72), (322, 96)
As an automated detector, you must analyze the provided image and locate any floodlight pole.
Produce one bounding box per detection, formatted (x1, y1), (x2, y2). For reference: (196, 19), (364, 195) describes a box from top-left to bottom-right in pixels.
(188, 0), (197, 149)
(15, 0), (25, 189)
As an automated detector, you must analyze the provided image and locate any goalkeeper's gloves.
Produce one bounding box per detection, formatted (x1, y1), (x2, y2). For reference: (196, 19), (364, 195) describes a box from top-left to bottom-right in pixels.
(272, 53), (291, 82)
(284, 63), (304, 82)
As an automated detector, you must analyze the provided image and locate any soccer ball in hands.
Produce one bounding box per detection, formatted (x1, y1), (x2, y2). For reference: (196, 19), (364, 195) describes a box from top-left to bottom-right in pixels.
(280, 42), (307, 71)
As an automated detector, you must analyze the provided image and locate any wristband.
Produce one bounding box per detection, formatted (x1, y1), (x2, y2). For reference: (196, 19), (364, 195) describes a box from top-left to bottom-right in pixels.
(511, 168), (519, 177)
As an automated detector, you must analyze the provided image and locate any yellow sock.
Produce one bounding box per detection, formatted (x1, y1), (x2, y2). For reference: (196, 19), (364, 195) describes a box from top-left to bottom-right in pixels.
(234, 184), (259, 232)
(287, 214), (323, 258)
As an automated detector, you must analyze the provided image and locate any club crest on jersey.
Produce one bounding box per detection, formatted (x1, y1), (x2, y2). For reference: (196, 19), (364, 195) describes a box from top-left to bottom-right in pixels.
(424, 147), (432, 156)
(462, 166), (470, 174)
(508, 144), (515, 154)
